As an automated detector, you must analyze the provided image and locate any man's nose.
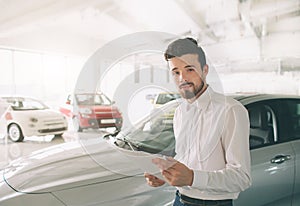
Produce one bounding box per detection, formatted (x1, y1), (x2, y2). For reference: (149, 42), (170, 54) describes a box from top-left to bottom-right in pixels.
(179, 71), (188, 82)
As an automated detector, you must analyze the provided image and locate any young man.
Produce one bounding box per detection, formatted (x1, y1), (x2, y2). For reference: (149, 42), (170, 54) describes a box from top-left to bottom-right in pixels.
(145, 38), (251, 206)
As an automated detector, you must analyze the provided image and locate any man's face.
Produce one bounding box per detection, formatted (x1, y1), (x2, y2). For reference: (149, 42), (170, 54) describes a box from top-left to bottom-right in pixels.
(168, 53), (208, 101)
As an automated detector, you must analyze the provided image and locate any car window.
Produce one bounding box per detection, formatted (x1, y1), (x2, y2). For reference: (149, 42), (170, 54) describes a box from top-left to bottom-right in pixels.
(4, 98), (48, 110)
(156, 93), (180, 105)
(116, 101), (178, 156)
(94, 94), (111, 105)
(279, 99), (300, 141)
(247, 102), (276, 149)
(288, 100), (300, 140)
(75, 94), (112, 106)
(247, 98), (300, 149)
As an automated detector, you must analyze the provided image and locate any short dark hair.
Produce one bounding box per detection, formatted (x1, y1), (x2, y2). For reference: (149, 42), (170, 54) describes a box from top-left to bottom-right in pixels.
(164, 37), (206, 69)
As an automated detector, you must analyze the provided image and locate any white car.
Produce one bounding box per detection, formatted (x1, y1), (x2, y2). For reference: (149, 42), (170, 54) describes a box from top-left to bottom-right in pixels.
(0, 94), (299, 205)
(0, 96), (68, 142)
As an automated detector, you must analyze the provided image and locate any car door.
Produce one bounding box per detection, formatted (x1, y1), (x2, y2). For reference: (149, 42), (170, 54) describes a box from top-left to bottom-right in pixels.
(284, 99), (300, 205)
(292, 139), (300, 206)
(235, 99), (295, 206)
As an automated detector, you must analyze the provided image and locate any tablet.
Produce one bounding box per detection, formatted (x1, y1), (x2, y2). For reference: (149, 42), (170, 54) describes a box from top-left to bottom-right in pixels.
(112, 144), (165, 179)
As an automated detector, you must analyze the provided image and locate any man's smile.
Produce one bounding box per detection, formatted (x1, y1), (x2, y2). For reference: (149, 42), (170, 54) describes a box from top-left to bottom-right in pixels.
(179, 82), (194, 89)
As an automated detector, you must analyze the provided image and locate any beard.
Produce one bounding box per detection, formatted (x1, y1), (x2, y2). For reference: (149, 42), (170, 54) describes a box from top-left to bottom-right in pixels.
(180, 81), (205, 100)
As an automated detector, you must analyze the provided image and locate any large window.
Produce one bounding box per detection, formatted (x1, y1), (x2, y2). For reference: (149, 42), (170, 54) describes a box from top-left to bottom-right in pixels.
(0, 48), (85, 107)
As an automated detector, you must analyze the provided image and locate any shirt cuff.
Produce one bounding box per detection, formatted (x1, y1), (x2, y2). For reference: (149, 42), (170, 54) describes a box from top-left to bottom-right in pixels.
(191, 170), (209, 189)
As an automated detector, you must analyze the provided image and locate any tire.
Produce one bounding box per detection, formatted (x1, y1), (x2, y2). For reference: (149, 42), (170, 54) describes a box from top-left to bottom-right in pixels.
(8, 124), (24, 142)
(73, 117), (83, 132)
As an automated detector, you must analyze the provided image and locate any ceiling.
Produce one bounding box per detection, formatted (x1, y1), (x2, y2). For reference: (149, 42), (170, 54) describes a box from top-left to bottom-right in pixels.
(0, 0), (299, 69)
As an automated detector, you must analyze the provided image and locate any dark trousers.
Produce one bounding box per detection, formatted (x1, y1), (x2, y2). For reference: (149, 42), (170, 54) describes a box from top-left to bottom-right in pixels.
(173, 191), (233, 206)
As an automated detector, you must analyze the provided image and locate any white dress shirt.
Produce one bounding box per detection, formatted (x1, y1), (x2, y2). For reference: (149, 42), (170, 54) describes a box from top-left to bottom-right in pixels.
(173, 86), (251, 200)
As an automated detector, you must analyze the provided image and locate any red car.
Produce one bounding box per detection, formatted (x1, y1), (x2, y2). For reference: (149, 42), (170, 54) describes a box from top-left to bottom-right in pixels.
(60, 93), (122, 132)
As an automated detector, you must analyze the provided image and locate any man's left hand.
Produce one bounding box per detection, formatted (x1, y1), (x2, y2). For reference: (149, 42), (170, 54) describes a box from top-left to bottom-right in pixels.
(152, 157), (194, 187)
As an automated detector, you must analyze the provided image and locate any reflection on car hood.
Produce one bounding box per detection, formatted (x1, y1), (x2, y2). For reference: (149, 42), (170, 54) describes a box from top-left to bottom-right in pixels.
(3, 138), (141, 193)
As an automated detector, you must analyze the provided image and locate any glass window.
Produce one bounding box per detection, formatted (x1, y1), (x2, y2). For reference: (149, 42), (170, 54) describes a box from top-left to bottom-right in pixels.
(115, 101), (178, 156)
(3, 97), (48, 110)
(250, 99), (300, 144)
(285, 100), (300, 140)
(75, 94), (112, 106)
(247, 102), (276, 149)
(156, 93), (181, 105)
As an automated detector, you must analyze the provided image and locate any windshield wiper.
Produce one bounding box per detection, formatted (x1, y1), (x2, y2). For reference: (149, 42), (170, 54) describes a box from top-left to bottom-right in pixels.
(103, 130), (119, 139)
(117, 137), (138, 151)
(103, 131), (138, 151)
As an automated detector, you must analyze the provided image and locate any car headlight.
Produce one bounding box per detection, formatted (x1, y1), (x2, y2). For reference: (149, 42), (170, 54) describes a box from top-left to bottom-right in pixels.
(79, 108), (92, 114)
(29, 117), (38, 123)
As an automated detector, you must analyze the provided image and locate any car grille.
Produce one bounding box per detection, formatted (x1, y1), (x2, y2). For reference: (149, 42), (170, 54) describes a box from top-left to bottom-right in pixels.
(38, 127), (67, 133)
(43, 118), (65, 126)
(95, 111), (114, 114)
(38, 118), (67, 133)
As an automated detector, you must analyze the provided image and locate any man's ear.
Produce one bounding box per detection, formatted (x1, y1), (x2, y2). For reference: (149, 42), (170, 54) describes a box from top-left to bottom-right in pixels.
(202, 64), (209, 77)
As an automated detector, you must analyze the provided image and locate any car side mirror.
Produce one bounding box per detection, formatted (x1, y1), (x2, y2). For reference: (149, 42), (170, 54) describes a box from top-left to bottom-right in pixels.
(111, 100), (115, 105)
(66, 100), (71, 105)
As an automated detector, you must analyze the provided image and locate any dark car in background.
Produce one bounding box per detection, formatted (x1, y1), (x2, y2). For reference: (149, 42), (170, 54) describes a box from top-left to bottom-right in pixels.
(0, 94), (299, 205)
(60, 93), (123, 132)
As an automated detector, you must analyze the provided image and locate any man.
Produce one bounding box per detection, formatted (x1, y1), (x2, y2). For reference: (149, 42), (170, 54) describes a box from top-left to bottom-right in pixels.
(144, 38), (251, 206)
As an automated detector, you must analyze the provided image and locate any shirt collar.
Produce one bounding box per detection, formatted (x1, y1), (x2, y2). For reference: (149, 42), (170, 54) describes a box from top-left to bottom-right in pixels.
(184, 85), (213, 111)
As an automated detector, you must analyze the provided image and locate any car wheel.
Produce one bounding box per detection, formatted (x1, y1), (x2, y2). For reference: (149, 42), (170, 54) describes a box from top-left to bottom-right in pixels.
(8, 124), (24, 142)
(73, 117), (83, 132)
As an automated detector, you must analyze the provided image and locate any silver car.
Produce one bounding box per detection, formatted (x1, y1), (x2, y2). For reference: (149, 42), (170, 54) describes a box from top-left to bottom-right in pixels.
(0, 94), (299, 205)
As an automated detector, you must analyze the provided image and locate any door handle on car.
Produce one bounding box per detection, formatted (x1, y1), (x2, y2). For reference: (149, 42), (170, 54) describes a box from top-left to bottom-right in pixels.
(270, 155), (291, 164)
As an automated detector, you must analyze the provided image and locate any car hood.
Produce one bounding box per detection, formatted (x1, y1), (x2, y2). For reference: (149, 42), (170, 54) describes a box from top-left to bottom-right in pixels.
(13, 109), (65, 119)
(3, 137), (142, 193)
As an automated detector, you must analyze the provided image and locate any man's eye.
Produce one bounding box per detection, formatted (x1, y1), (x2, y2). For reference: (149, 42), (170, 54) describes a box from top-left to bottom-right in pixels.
(187, 68), (194, 72)
(172, 71), (180, 76)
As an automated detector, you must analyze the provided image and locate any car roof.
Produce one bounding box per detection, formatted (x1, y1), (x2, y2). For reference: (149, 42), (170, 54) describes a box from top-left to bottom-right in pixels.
(0, 96), (31, 100)
(232, 93), (300, 105)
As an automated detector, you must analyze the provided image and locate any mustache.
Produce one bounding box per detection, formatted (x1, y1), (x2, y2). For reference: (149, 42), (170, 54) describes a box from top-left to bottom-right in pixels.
(179, 82), (194, 88)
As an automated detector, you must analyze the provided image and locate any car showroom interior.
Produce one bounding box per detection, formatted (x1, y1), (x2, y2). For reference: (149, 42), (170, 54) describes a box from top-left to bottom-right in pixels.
(0, 0), (300, 205)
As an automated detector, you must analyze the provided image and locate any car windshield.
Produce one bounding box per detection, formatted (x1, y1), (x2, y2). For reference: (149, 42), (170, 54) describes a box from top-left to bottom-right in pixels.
(4, 97), (48, 110)
(75, 94), (112, 106)
(115, 100), (180, 156)
(156, 93), (181, 105)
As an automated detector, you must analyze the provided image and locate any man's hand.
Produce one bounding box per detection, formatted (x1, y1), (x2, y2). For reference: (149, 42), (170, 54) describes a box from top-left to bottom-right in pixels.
(152, 157), (194, 187)
(144, 173), (165, 187)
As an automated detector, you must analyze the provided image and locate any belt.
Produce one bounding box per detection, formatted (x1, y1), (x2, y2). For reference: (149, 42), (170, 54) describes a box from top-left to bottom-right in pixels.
(176, 191), (232, 206)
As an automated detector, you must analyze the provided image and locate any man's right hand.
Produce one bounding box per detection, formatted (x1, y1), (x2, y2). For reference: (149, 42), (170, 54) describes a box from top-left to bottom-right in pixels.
(144, 172), (165, 187)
